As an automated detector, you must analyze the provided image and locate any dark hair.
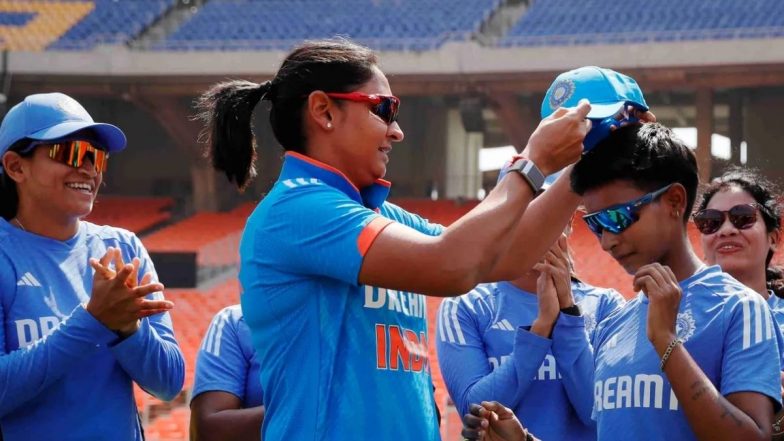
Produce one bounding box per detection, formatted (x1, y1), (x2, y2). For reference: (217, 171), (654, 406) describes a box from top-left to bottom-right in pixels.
(195, 38), (378, 190)
(571, 123), (699, 223)
(696, 166), (784, 297)
(0, 138), (34, 220)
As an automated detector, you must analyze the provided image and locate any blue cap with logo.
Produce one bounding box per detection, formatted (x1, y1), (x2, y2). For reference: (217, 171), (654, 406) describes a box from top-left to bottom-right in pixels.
(541, 66), (648, 152)
(0, 92), (127, 172)
(542, 66), (648, 119)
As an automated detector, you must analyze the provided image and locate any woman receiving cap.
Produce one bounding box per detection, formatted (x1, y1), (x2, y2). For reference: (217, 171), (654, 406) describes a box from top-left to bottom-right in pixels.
(0, 93), (184, 441)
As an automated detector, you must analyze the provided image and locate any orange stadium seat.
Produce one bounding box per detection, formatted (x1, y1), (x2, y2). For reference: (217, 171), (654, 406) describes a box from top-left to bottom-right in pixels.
(141, 210), (252, 267)
(85, 196), (174, 234)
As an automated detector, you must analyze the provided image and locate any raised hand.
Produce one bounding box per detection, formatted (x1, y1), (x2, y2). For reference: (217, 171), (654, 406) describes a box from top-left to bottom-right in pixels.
(86, 247), (173, 337)
(541, 235), (576, 309)
(633, 263), (682, 352)
(462, 401), (529, 441)
(523, 99), (592, 176)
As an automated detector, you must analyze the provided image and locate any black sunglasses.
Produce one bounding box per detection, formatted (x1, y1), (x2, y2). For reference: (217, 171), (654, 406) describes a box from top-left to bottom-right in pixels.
(693, 203), (759, 235)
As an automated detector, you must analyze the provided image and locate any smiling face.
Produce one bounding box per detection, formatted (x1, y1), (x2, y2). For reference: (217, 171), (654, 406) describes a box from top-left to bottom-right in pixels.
(16, 143), (102, 222)
(582, 180), (679, 275)
(700, 186), (776, 280)
(329, 66), (404, 187)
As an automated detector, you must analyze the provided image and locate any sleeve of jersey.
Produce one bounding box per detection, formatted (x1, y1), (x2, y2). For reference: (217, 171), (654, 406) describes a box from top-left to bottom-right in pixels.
(436, 297), (551, 416)
(0, 304), (117, 416)
(551, 313), (595, 426)
(720, 292), (782, 410)
(383, 203), (444, 237)
(192, 309), (252, 402)
(108, 236), (185, 401)
(262, 185), (393, 284)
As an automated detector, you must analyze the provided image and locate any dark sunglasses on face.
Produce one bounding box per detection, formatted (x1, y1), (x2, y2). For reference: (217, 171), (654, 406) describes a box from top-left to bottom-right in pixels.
(326, 92), (400, 124)
(33, 140), (109, 173)
(693, 204), (759, 235)
(583, 184), (674, 238)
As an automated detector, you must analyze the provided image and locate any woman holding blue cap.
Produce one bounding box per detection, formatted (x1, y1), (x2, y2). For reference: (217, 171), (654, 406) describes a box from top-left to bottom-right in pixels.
(0, 93), (184, 441)
(196, 38), (592, 441)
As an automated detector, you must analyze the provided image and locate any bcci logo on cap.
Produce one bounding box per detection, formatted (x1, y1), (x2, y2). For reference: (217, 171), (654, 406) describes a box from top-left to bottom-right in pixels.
(549, 79), (575, 110)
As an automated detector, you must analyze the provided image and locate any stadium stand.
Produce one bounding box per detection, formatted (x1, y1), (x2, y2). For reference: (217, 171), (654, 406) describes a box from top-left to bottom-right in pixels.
(155, 0), (501, 51)
(499, 0), (784, 47)
(85, 196), (174, 234)
(48, 0), (176, 50)
(0, 0), (176, 51)
(140, 203), (255, 286)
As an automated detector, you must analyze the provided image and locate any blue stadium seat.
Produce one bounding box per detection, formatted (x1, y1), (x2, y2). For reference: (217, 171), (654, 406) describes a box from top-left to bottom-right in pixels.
(498, 0), (784, 47)
(154, 0), (500, 52)
(47, 0), (176, 50)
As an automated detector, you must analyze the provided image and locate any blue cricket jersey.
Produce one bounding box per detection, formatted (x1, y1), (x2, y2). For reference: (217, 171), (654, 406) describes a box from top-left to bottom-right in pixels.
(768, 292), (784, 338)
(193, 305), (263, 408)
(592, 265), (783, 441)
(0, 219), (184, 441)
(436, 280), (624, 441)
(239, 152), (444, 441)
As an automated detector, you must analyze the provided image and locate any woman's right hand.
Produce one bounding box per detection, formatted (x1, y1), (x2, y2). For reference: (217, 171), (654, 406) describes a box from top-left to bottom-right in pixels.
(462, 401), (529, 441)
(86, 248), (172, 337)
(522, 100), (592, 176)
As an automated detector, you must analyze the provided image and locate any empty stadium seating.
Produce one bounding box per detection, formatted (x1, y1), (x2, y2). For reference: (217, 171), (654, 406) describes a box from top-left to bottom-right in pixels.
(85, 196), (174, 233)
(0, 0), (176, 51)
(49, 0), (176, 50)
(155, 0), (500, 51)
(499, 0), (784, 47)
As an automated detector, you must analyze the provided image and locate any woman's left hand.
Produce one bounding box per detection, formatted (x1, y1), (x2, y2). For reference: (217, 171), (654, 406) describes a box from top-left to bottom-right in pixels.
(633, 263), (681, 352)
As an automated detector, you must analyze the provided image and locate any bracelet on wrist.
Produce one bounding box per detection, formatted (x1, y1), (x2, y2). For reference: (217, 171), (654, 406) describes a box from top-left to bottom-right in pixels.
(660, 338), (683, 371)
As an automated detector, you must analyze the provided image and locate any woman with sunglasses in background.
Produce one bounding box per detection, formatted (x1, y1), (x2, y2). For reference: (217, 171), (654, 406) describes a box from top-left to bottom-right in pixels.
(694, 167), (784, 330)
(570, 123), (782, 441)
(196, 38), (592, 440)
(693, 168), (784, 435)
(0, 93), (184, 441)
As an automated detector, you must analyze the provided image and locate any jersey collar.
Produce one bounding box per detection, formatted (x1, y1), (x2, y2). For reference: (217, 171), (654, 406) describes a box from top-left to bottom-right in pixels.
(280, 152), (391, 210)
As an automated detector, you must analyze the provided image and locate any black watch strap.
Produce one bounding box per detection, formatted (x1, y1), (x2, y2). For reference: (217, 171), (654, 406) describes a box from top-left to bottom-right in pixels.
(560, 304), (582, 316)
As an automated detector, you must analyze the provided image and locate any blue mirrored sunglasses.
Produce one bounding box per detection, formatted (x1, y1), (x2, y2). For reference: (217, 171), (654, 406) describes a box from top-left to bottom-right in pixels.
(582, 184), (674, 238)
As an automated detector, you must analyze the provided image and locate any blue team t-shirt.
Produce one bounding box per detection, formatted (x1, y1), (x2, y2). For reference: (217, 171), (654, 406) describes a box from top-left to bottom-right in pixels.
(592, 265), (782, 441)
(239, 152), (444, 441)
(0, 219), (184, 441)
(192, 305), (263, 407)
(437, 280), (625, 441)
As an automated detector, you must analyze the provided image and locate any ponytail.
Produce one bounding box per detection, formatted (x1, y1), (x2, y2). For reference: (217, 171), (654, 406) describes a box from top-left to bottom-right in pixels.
(195, 80), (272, 191)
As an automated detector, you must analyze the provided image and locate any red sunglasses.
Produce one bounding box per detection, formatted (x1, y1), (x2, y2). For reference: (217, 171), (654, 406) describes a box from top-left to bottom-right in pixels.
(326, 92), (400, 124)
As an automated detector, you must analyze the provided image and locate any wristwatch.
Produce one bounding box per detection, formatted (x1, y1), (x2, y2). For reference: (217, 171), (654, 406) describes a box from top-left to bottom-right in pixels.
(560, 304), (581, 316)
(506, 157), (546, 194)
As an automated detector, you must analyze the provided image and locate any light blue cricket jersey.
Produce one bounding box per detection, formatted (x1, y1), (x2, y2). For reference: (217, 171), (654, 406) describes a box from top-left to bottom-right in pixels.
(437, 280), (625, 441)
(239, 152), (444, 441)
(0, 219), (184, 441)
(592, 265), (783, 441)
(192, 305), (263, 408)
